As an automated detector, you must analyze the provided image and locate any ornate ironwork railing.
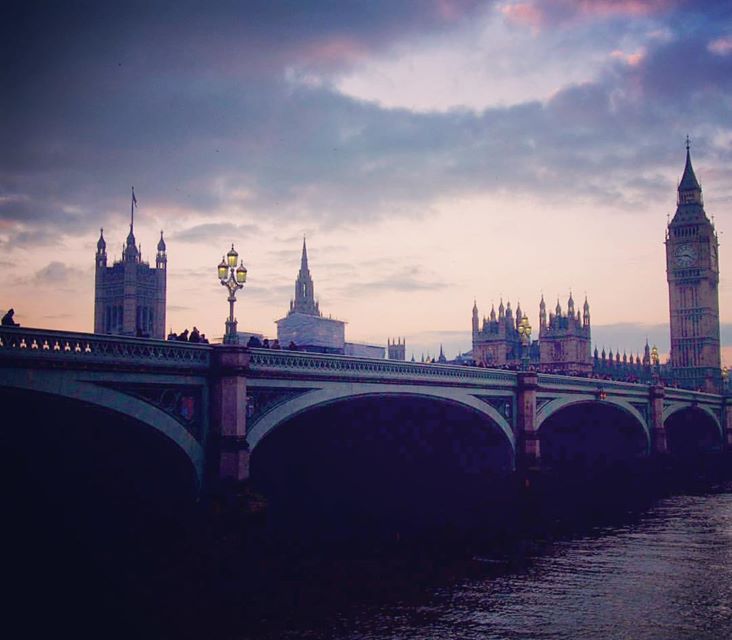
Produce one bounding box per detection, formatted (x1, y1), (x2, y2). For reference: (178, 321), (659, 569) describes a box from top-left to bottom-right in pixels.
(248, 348), (518, 385)
(0, 327), (211, 370)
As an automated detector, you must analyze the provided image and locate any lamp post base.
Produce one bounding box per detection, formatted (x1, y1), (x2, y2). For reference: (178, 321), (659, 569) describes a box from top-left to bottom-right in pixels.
(224, 319), (238, 344)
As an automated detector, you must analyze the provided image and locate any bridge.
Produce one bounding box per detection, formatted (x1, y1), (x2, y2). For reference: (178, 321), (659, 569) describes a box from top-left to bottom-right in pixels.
(1, 326), (730, 496)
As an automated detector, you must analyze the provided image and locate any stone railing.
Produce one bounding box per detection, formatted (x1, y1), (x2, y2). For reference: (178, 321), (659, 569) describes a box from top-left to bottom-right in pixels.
(248, 348), (518, 385)
(664, 386), (722, 404)
(0, 327), (211, 371)
(538, 373), (650, 394)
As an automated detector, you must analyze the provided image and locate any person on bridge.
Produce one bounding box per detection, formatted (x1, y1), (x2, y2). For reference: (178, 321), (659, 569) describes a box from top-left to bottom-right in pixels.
(1, 308), (19, 326)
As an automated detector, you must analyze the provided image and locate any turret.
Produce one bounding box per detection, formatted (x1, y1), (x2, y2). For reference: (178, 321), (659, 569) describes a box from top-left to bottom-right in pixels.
(472, 300), (479, 335)
(490, 304), (496, 322)
(555, 299), (562, 317)
(498, 298), (505, 319)
(583, 296), (590, 327)
(515, 302), (523, 330)
(539, 295), (546, 329)
(156, 230), (167, 269)
(96, 228), (107, 268)
(567, 291), (575, 316)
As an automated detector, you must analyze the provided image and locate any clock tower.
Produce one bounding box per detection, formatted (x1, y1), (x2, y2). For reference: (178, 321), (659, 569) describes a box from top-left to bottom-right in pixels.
(666, 139), (721, 393)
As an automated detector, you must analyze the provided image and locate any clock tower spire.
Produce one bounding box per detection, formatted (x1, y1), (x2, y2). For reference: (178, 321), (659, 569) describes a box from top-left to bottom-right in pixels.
(666, 139), (721, 392)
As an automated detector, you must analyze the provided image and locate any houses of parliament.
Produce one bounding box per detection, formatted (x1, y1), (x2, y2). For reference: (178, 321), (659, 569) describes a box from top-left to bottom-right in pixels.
(472, 142), (722, 393)
(90, 144), (723, 393)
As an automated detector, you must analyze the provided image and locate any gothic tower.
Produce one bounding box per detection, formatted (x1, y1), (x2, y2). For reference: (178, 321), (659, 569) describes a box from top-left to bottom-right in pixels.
(94, 189), (167, 338)
(290, 237), (320, 316)
(666, 139), (721, 392)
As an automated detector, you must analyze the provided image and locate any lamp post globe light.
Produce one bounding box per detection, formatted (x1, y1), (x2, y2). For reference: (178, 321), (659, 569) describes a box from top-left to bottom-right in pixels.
(218, 243), (247, 344)
(651, 345), (660, 383)
(517, 315), (532, 371)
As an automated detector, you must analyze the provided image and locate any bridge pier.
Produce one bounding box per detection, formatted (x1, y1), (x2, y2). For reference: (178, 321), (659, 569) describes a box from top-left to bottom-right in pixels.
(517, 372), (540, 469)
(211, 345), (250, 485)
(649, 384), (667, 455)
(724, 398), (732, 449)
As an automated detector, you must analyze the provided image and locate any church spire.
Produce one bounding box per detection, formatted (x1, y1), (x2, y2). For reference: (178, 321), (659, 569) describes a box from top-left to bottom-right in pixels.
(290, 237), (320, 316)
(300, 235), (309, 272)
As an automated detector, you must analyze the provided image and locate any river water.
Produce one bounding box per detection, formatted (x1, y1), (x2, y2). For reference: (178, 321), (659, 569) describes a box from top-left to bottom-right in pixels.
(241, 481), (732, 640)
(9, 468), (732, 639)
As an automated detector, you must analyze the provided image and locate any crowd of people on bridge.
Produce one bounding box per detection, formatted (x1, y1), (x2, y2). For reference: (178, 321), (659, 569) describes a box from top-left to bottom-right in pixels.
(167, 327), (209, 343)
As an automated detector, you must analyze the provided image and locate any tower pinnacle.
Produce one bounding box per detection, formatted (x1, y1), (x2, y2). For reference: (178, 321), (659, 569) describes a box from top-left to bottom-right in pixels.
(291, 237), (320, 316)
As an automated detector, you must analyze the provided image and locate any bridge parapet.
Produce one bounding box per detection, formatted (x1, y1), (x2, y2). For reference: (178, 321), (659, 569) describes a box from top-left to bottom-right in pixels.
(248, 348), (517, 386)
(538, 374), (650, 395)
(0, 327), (211, 371)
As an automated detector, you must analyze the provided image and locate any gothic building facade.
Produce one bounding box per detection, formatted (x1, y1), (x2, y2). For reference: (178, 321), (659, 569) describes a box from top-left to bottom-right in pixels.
(94, 193), (167, 339)
(592, 342), (653, 383)
(538, 293), (592, 375)
(471, 294), (590, 374)
(387, 338), (406, 361)
(666, 141), (722, 393)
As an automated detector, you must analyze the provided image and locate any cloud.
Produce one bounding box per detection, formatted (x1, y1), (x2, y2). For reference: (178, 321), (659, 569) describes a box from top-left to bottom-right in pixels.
(169, 222), (260, 244)
(338, 266), (449, 296)
(499, 0), (679, 30)
(708, 35), (732, 56)
(1, 0), (731, 250)
(32, 261), (88, 287)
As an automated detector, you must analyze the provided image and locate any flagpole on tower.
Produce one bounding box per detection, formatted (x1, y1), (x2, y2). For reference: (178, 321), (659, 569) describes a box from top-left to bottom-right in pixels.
(131, 186), (137, 230)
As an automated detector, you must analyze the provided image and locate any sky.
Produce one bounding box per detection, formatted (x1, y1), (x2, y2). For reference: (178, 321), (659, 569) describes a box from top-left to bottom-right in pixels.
(2, 0), (732, 362)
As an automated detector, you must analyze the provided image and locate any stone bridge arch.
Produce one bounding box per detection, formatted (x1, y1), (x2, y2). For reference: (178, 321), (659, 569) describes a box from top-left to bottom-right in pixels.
(535, 394), (652, 465)
(0, 374), (205, 487)
(662, 402), (723, 437)
(662, 402), (724, 455)
(246, 384), (515, 461)
(537, 395), (650, 444)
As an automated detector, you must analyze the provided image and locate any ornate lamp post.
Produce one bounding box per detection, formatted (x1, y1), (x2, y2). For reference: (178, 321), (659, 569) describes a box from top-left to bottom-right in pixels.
(517, 315), (532, 371)
(651, 345), (660, 383)
(218, 244), (247, 344)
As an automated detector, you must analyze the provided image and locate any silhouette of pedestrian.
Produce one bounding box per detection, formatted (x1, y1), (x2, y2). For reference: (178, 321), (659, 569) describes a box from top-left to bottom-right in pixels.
(189, 326), (201, 343)
(177, 329), (189, 342)
(1, 308), (19, 326)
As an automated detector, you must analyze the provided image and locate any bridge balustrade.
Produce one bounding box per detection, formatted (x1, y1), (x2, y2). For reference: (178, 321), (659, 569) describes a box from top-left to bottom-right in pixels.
(0, 326), (211, 371)
(248, 348), (518, 384)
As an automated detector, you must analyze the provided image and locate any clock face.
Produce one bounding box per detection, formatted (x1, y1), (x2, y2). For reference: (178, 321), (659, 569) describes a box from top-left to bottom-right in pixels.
(675, 244), (697, 267)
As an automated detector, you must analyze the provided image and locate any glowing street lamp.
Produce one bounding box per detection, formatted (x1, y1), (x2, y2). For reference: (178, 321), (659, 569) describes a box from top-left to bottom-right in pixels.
(517, 315), (532, 371)
(218, 243), (247, 344)
(651, 345), (660, 383)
